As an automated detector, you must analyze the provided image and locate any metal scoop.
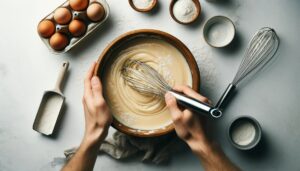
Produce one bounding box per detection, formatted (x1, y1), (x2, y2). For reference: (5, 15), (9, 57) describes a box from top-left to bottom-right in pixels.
(33, 61), (69, 135)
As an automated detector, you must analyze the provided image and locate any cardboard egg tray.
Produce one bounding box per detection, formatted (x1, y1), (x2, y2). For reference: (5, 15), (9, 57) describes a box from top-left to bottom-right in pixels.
(37, 0), (110, 53)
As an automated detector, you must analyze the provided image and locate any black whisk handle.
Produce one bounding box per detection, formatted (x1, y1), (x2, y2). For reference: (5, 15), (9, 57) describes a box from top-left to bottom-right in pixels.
(215, 83), (236, 110)
(169, 91), (222, 119)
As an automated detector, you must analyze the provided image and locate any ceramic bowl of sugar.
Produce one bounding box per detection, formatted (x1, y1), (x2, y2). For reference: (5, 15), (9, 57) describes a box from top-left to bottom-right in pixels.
(94, 29), (200, 137)
(203, 16), (235, 48)
(228, 116), (262, 150)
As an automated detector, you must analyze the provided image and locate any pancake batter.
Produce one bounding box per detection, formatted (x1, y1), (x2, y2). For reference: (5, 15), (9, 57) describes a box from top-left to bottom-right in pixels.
(103, 38), (192, 130)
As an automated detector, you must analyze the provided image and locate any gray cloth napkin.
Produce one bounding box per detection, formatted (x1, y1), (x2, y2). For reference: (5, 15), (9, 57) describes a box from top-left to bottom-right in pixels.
(65, 131), (179, 164)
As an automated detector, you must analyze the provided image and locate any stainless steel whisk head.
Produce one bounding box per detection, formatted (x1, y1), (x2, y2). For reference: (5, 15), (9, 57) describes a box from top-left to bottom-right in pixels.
(232, 27), (279, 85)
(121, 60), (172, 97)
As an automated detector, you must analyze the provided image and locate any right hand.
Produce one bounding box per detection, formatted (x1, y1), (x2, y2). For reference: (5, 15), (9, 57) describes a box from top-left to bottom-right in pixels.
(165, 85), (241, 171)
(164, 85), (211, 154)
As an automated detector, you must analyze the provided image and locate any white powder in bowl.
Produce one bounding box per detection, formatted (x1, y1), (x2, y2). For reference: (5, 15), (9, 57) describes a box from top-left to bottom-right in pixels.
(231, 120), (256, 146)
(205, 17), (235, 47)
(132, 0), (154, 9)
(173, 0), (198, 23)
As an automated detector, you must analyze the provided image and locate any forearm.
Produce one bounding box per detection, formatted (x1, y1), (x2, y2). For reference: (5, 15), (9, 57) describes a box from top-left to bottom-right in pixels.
(61, 127), (108, 171)
(62, 139), (101, 171)
(192, 141), (240, 171)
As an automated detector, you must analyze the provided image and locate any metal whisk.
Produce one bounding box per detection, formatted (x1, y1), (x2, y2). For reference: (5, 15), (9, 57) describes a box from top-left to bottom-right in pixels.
(121, 59), (221, 118)
(121, 27), (279, 119)
(215, 27), (279, 110)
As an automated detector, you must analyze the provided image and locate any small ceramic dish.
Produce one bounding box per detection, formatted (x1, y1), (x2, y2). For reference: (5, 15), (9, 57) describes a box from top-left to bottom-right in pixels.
(128, 0), (157, 13)
(228, 116), (262, 150)
(169, 0), (201, 25)
(203, 16), (235, 48)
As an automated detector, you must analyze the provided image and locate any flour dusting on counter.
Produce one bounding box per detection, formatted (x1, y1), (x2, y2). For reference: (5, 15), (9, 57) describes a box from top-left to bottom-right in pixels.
(190, 46), (217, 92)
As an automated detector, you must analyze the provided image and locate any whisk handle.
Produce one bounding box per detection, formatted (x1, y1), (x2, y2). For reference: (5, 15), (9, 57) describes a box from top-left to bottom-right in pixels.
(169, 91), (222, 119)
(215, 83), (236, 110)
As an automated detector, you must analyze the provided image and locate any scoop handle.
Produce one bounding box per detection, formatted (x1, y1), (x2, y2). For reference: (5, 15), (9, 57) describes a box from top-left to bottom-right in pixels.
(54, 61), (69, 93)
(169, 91), (222, 119)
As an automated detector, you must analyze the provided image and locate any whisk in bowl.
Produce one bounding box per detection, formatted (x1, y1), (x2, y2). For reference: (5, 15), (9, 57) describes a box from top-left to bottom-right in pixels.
(121, 59), (222, 118)
(121, 27), (279, 119)
(121, 60), (172, 97)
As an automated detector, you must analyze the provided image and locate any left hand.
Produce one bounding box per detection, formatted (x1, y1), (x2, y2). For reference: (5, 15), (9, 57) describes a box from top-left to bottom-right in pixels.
(62, 62), (112, 171)
(82, 62), (112, 146)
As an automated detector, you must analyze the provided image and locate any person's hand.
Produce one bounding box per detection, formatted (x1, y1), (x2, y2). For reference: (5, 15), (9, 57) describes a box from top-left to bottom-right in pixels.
(82, 62), (112, 146)
(165, 85), (241, 171)
(164, 85), (211, 154)
(62, 62), (113, 171)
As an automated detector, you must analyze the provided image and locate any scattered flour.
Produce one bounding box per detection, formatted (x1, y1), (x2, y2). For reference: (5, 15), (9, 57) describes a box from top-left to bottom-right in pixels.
(190, 46), (217, 93)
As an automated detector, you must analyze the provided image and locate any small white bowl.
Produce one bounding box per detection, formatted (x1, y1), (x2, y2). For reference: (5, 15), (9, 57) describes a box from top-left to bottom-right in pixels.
(203, 16), (235, 48)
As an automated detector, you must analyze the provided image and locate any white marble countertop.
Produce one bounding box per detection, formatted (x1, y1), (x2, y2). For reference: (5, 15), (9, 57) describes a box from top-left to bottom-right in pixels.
(0, 0), (300, 170)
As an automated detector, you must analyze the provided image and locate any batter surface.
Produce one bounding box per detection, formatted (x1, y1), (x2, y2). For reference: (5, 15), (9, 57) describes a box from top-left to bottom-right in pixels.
(103, 38), (192, 130)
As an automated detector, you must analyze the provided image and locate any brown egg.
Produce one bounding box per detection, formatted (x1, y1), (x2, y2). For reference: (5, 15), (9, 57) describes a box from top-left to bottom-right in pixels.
(54, 8), (72, 25)
(49, 33), (69, 51)
(69, 20), (86, 37)
(87, 3), (105, 22)
(69, 0), (89, 11)
(38, 20), (55, 38)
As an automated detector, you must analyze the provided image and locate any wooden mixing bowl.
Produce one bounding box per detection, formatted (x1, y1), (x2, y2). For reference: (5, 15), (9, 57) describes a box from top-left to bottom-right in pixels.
(94, 29), (200, 137)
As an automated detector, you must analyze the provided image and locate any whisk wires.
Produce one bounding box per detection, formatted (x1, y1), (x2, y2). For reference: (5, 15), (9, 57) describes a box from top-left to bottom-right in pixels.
(121, 60), (172, 97)
(232, 27), (279, 85)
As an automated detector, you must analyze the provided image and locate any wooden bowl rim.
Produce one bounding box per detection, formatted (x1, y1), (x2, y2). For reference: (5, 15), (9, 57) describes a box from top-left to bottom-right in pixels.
(94, 29), (200, 137)
(128, 0), (158, 13)
(169, 0), (201, 25)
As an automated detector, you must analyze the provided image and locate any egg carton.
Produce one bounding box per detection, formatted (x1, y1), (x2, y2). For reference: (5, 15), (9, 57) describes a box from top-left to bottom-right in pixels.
(37, 0), (110, 53)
